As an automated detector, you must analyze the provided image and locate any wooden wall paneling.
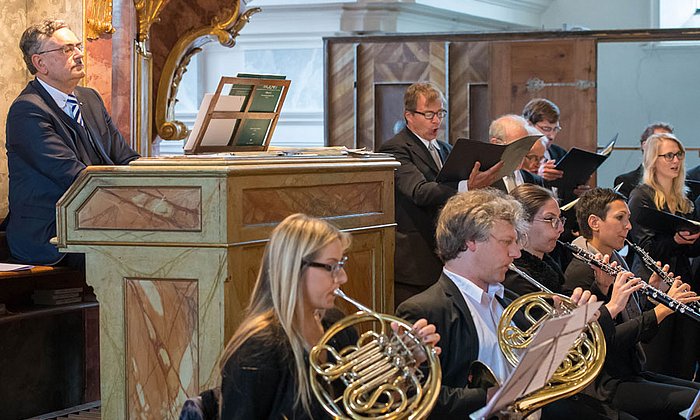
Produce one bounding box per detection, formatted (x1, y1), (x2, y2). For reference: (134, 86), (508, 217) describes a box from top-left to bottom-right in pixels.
(356, 43), (373, 150)
(490, 39), (597, 154)
(357, 41), (447, 150)
(448, 41), (491, 143)
(326, 41), (356, 147)
(374, 83), (410, 148)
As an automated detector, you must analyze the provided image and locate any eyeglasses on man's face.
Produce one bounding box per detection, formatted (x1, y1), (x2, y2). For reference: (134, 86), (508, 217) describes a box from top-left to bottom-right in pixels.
(409, 109), (447, 120)
(303, 255), (348, 279)
(533, 216), (566, 229)
(535, 123), (562, 134)
(657, 151), (684, 162)
(523, 154), (544, 164)
(36, 42), (84, 56)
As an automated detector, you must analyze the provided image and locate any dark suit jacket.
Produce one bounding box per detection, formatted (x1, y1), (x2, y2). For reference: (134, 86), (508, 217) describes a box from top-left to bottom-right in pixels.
(5, 79), (139, 265)
(378, 128), (456, 288)
(688, 165), (700, 182)
(547, 143), (567, 162)
(628, 184), (700, 284)
(395, 274), (487, 419)
(614, 164), (642, 199)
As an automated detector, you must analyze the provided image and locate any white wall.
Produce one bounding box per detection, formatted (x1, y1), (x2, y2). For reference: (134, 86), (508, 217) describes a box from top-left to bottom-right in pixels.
(597, 41), (700, 187)
(541, 0), (657, 30)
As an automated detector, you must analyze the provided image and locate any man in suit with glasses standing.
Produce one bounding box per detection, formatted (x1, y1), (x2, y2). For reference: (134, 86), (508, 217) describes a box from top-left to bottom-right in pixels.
(379, 82), (502, 307)
(5, 19), (139, 267)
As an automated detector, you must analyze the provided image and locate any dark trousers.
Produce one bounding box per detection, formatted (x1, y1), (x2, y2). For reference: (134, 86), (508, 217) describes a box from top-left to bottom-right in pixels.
(612, 371), (700, 419)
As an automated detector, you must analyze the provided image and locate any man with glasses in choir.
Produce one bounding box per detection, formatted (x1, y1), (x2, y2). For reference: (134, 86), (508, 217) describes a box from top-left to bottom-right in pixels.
(5, 19), (139, 267)
(378, 82), (503, 306)
(488, 114), (546, 192)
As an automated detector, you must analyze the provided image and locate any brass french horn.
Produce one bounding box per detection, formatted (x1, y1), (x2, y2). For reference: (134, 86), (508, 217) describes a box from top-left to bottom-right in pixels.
(309, 289), (442, 419)
(494, 264), (606, 416)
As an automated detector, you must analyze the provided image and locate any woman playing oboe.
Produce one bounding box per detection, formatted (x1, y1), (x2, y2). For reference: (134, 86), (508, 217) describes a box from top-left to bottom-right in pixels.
(563, 187), (700, 419)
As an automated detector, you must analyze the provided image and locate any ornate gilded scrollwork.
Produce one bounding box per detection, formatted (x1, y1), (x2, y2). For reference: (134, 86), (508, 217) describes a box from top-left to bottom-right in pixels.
(86, 0), (116, 40)
(134, 0), (172, 54)
(155, 6), (261, 140)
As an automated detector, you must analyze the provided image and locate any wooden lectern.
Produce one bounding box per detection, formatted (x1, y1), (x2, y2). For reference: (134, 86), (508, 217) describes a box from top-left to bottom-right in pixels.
(54, 154), (398, 419)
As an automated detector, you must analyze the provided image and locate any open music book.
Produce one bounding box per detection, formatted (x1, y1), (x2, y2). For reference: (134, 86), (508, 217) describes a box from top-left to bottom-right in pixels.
(636, 206), (700, 235)
(436, 135), (540, 183)
(549, 133), (618, 188)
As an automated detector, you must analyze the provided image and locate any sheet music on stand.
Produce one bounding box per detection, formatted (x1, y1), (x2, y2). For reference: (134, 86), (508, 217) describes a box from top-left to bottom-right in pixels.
(470, 300), (603, 420)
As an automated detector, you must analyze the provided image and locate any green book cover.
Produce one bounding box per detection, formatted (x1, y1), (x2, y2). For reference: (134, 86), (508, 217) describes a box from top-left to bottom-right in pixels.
(234, 119), (272, 146)
(227, 73), (285, 146)
(233, 73), (286, 112)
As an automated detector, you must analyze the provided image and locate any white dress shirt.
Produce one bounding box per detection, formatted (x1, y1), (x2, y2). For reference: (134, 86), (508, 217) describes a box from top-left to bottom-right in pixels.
(443, 268), (513, 383)
(37, 77), (76, 119)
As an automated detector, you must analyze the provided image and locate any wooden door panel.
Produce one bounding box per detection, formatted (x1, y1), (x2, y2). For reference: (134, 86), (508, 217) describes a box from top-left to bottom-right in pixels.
(490, 39), (597, 155)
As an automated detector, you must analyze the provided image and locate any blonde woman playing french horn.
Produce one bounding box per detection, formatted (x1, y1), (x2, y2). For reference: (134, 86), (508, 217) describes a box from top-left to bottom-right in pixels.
(219, 213), (441, 419)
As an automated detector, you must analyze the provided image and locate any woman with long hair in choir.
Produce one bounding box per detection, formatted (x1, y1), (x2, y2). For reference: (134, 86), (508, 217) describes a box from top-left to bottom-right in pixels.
(219, 213), (440, 419)
(628, 133), (700, 380)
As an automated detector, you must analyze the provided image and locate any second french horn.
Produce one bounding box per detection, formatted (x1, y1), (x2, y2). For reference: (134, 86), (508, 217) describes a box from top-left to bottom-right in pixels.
(492, 264), (607, 416)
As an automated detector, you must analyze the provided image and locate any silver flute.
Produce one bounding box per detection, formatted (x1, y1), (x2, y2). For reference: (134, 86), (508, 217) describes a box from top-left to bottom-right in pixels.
(557, 240), (700, 323)
(624, 238), (700, 313)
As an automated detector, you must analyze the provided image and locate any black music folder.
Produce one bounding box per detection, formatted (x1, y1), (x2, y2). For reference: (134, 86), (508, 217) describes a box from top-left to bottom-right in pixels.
(549, 134), (618, 188)
(636, 206), (700, 235)
(436, 135), (540, 183)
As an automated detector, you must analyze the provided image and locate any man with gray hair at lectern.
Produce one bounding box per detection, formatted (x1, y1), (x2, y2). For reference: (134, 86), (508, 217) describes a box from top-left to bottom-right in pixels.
(5, 18), (139, 268)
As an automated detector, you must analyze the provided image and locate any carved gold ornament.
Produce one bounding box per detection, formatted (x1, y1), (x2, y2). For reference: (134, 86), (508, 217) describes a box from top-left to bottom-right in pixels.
(86, 0), (116, 40)
(155, 6), (261, 140)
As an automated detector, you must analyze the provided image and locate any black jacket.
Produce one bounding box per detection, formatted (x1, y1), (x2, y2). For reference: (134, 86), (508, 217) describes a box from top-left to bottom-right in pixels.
(378, 128), (456, 288)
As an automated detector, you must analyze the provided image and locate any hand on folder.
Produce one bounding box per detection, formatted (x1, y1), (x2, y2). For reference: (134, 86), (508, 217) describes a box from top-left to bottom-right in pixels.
(538, 159), (563, 181)
(468, 161), (504, 190)
(675, 230), (700, 246)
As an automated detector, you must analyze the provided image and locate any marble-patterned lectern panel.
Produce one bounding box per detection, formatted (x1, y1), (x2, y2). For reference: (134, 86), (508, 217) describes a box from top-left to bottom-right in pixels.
(242, 181), (382, 225)
(125, 278), (199, 419)
(77, 186), (202, 231)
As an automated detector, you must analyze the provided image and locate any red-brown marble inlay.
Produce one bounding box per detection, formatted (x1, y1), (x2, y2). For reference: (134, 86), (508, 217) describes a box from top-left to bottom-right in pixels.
(125, 278), (199, 418)
(241, 182), (383, 225)
(77, 186), (202, 231)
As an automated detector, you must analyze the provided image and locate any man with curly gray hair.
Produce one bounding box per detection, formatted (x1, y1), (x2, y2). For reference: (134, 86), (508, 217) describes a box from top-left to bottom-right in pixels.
(396, 188), (527, 416)
(6, 19), (139, 267)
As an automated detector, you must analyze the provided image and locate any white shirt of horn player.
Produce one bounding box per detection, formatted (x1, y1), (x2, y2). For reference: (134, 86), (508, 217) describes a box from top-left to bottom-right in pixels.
(443, 267), (513, 384)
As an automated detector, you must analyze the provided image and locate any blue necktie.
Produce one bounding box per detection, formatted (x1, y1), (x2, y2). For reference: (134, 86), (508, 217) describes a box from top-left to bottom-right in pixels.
(66, 94), (83, 126)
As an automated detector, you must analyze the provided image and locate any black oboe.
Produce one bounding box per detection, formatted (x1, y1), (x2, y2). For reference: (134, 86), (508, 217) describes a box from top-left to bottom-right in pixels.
(624, 238), (700, 312)
(558, 240), (700, 323)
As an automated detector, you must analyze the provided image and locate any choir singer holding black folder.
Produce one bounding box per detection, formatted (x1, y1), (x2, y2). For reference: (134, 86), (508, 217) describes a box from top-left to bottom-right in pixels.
(378, 82), (504, 306)
(628, 132), (700, 380)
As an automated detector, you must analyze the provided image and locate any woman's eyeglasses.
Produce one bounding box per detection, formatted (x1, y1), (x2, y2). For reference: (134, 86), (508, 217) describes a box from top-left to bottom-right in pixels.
(657, 151), (684, 162)
(533, 216), (566, 229)
(303, 256), (348, 278)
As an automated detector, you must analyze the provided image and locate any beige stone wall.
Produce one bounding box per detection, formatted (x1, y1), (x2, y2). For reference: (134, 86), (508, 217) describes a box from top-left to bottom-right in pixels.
(0, 1), (82, 219)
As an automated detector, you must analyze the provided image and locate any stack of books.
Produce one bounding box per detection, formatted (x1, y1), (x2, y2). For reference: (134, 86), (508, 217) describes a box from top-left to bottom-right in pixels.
(32, 287), (83, 306)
